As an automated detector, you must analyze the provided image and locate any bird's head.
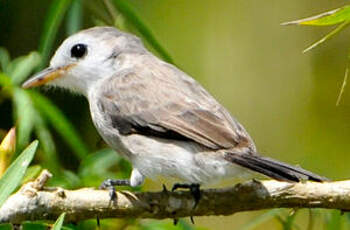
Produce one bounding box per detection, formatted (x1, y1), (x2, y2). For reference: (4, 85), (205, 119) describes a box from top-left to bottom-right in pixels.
(22, 26), (145, 96)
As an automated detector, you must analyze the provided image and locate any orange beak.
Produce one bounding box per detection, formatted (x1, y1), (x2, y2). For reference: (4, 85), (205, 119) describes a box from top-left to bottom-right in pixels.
(22, 64), (75, 89)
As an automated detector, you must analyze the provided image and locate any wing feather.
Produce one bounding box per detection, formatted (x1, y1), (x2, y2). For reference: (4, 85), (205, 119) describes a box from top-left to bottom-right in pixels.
(96, 57), (254, 150)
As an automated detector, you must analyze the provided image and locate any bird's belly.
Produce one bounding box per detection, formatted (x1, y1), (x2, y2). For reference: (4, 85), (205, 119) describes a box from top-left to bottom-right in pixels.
(119, 134), (250, 185)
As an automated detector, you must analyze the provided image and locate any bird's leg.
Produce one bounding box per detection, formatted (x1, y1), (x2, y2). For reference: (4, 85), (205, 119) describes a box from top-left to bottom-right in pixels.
(172, 183), (201, 225)
(99, 168), (144, 201)
(99, 179), (130, 200)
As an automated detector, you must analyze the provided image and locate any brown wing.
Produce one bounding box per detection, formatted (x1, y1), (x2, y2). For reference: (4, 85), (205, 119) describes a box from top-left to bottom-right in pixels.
(96, 57), (254, 150)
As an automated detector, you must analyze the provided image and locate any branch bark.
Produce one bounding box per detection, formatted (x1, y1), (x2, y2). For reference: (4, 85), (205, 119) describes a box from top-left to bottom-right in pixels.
(0, 170), (349, 224)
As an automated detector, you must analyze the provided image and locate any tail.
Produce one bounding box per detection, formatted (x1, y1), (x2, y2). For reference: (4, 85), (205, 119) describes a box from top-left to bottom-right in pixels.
(224, 153), (328, 182)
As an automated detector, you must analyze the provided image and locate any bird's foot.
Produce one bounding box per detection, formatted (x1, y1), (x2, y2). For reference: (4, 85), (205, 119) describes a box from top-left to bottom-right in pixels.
(171, 183), (201, 225)
(99, 178), (130, 201)
(172, 183), (201, 208)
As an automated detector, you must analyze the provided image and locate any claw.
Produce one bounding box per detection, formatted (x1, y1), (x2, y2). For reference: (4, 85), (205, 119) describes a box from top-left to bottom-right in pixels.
(190, 184), (200, 209)
(96, 215), (100, 228)
(109, 187), (117, 201)
(162, 184), (168, 192)
(190, 216), (195, 224)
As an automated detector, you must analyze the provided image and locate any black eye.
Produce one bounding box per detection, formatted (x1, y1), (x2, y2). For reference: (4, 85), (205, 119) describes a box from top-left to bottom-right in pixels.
(71, 43), (87, 58)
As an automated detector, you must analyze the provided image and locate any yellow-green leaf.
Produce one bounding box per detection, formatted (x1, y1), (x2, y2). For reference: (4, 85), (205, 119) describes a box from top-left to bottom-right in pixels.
(282, 5), (350, 26)
(0, 128), (16, 176)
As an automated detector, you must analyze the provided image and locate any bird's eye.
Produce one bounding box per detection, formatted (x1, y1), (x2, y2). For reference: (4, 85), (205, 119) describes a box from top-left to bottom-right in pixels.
(70, 44), (87, 59)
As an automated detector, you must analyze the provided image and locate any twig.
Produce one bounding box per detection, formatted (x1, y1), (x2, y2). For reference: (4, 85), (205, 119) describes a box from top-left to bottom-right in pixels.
(1, 171), (350, 224)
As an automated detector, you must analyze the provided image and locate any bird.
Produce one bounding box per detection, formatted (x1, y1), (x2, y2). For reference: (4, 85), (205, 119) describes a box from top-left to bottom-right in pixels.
(22, 26), (326, 200)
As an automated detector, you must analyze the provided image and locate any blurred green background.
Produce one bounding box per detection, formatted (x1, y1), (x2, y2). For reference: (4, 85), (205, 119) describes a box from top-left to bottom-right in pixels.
(1, 0), (350, 229)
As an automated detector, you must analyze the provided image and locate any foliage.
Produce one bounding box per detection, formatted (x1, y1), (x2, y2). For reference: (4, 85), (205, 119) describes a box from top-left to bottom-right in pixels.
(0, 128), (15, 175)
(282, 5), (350, 52)
(112, 0), (174, 63)
(0, 51), (89, 178)
(0, 137), (38, 207)
(283, 4), (350, 105)
(39, 0), (72, 69)
(51, 213), (66, 230)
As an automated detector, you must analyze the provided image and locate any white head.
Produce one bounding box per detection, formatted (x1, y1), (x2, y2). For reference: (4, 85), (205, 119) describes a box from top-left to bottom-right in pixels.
(22, 27), (146, 96)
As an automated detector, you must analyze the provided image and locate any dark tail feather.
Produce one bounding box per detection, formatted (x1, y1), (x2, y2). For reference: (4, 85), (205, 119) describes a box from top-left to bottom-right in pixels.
(225, 153), (328, 182)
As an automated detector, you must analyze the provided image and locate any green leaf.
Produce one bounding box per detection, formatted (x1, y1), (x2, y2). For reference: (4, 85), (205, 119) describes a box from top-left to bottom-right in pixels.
(38, 0), (72, 69)
(34, 114), (60, 173)
(240, 209), (281, 230)
(0, 47), (10, 73)
(7, 52), (41, 86)
(66, 0), (83, 35)
(29, 91), (88, 159)
(282, 5), (350, 26)
(112, 0), (174, 64)
(0, 73), (12, 87)
(22, 165), (42, 184)
(52, 213), (66, 230)
(0, 140), (38, 207)
(13, 89), (37, 152)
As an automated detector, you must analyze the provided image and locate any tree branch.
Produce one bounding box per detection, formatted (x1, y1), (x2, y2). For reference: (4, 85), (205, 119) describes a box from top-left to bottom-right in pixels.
(0, 170), (348, 223)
